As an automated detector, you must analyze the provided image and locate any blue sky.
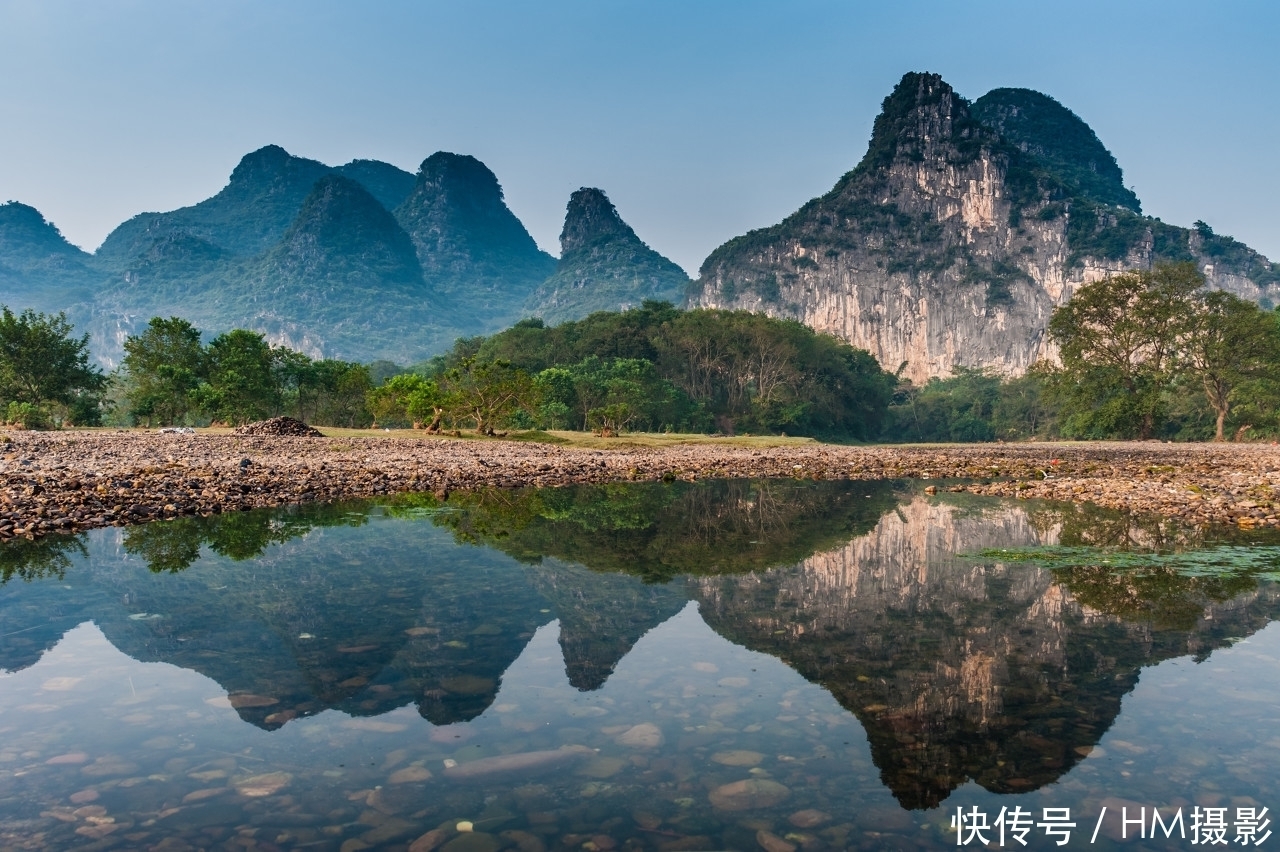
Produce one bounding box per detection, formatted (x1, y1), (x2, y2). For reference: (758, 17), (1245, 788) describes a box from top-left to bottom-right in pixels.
(1, 0), (1276, 273)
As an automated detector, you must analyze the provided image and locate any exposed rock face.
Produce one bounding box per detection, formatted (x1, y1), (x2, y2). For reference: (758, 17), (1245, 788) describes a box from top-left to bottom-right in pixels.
(526, 188), (690, 324)
(394, 152), (556, 327)
(691, 73), (1280, 382)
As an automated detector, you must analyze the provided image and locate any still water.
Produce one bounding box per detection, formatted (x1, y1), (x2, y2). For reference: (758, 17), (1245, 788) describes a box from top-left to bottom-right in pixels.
(1, 480), (1279, 851)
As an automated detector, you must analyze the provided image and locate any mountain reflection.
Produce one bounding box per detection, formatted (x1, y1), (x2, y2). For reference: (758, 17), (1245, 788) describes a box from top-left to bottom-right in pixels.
(1, 482), (1278, 810)
(693, 496), (1280, 809)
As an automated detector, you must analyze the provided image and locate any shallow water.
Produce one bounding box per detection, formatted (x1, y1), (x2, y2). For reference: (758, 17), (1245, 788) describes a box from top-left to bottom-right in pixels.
(1, 480), (1279, 851)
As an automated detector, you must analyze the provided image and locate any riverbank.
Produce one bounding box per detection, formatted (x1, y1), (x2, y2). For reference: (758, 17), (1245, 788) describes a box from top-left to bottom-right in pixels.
(1, 430), (1278, 540)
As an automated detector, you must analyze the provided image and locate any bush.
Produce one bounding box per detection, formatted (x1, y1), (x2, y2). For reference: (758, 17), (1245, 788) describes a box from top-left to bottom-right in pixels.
(5, 401), (52, 430)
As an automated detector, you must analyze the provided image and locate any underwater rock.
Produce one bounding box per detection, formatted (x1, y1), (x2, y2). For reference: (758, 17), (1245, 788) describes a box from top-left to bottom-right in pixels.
(232, 771), (291, 797)
(615, 723), (664, 748)
(442, 745), (593, 780)
(708, 778), (790, 811)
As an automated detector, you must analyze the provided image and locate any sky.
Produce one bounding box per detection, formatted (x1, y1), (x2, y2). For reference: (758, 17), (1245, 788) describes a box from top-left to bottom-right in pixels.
(1, 0), (1277, 274)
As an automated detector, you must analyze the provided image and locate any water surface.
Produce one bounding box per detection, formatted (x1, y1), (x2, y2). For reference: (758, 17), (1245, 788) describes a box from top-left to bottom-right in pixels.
(1, 480), (1279, 850)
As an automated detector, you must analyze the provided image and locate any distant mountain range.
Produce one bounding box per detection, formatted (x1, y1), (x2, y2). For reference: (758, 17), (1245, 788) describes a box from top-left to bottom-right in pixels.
(2, 71), (1276, 375)
(1, 148), (685, 366)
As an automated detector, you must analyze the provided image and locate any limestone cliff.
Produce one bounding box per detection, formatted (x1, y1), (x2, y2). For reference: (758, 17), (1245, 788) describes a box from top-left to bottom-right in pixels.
(691, 73), (1280, 382)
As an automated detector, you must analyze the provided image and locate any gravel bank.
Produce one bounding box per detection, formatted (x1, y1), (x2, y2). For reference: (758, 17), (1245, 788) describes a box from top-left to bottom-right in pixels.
(1, 431), (1278, 541)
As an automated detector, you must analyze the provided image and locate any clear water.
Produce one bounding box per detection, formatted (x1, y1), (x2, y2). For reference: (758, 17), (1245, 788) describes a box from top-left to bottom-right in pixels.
(1, 479), (1279, 851)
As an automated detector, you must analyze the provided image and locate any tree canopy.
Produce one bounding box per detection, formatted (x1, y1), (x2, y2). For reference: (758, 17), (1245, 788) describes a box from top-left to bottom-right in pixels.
(420, 302), (895, 440)
(0, 305), (105, 426)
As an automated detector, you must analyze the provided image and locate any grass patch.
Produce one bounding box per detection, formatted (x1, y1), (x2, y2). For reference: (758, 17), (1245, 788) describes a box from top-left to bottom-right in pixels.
(537, 431), (818, 449)
(973, 545), (1280, 578)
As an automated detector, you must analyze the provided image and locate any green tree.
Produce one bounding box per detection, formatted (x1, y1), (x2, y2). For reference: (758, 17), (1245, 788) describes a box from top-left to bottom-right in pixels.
(196, 329), (278, 424)
(1180, 291), (1280, 441)
(310, 360), (373, 427)
(367, 373), (446, 429)
(1047, 263), (1201, 439)
(121, 316), (204, 426)
(533, 367), (576, 429)
(0, 306), (105, 424)
(441, 358), (538, 435)
(992, 366), (1058, 439)
(564, 356), (688, 434)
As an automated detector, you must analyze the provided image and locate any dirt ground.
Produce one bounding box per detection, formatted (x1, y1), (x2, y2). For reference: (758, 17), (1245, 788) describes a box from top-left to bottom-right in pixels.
(1, 429), (1278, 540)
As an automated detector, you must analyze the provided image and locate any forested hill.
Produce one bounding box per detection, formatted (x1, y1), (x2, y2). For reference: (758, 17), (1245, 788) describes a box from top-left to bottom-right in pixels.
(3, 145), (698, 368)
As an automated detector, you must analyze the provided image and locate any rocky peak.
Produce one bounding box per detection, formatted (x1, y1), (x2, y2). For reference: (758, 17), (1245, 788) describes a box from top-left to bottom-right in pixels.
(691, 71), (1280, 383)
(411, 152), (506, 210)
(560, 188), (636, 254)
(393, 152), (553, 290)
(525, 187), (688, 324)
(226, 144), (316, 185)
(856, 71), (985, 175)
(332, 159), (416, 212)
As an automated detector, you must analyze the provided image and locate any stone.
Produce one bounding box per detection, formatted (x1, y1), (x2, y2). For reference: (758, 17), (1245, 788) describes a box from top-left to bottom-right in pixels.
(389, 765), (434, 784)
(75, 823), (121, 840)
(787, 809), (831, 829)
(409, 828), (451, 852)
(755, 830), (795, 852)
(227, 693), (279, 709)
(615, 723), (664, 749)
(500, 830), (546, 852)
(233, 771), (292, 797)
(708, 779), (791, 811)
(440, 832), (502, 852)
(578, 756), (627, 778)
(443, 746), (593, 780)
(360, 817), (419, 845)
(711, 750), (764, 767)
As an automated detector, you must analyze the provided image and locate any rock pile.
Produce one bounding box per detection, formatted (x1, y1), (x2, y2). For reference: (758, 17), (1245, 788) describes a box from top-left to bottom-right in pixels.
(232, 417), (324, 438)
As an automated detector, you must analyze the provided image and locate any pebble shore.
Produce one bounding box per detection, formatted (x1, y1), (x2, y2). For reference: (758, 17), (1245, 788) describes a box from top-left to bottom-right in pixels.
(2, 431), (1279, 541)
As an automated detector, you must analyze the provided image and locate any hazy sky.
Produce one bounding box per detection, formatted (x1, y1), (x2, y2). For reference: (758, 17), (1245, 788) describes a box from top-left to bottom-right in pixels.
(1, 0), (1276, 274)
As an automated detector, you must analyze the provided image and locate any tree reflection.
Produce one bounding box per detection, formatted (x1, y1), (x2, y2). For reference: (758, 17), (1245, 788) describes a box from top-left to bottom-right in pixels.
(122, 502), (370, 573)
(0, 535), (87, 583)
(406, 478), (905, 582)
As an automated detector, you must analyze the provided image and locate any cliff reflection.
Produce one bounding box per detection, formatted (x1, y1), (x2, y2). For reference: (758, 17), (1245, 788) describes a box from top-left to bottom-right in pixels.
(692, 496), (1280, 809)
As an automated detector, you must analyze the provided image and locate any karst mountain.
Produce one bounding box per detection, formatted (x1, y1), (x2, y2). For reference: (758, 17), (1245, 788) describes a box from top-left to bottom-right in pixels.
(2, 71), (1275, 373)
